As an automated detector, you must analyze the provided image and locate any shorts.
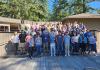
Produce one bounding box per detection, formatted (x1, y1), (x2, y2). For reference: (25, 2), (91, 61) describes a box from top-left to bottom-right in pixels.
(50, 43), (55, 47)
(19, 43), (25, 47)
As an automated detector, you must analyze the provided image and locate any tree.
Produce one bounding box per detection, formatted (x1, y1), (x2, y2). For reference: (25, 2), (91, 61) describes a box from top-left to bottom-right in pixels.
(69, 0), (96, 15)
(97, 10), (100, 14)
(50, 0), (97, 21)
(0, 0), (48, 21)
(51, 0), (69, 21)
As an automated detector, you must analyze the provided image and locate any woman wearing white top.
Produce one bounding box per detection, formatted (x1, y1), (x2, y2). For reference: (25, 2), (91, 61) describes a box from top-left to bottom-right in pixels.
(71, 32), (80, 53)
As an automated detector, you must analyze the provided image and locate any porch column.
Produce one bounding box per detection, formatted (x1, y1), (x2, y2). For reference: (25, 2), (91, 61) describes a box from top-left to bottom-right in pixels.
(8, 25), (10, 32)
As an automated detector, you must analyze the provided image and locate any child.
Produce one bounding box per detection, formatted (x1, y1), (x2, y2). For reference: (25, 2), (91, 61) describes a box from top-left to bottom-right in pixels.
(28, 35), (34, 59)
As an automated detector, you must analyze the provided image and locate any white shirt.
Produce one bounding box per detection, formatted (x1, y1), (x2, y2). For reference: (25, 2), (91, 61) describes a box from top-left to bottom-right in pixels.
(11, 35), (19, 43)
(71, 35), (80, 43)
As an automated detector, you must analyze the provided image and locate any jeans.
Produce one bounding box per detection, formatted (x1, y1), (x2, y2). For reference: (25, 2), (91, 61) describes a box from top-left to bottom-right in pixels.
(36, 45), (42, 55)
(43, 42), (49, 54)
(89, 43), (97, 53)
(13, 43), (19, 55)
(50, 43), (56, 56)
(57, 43), (64, 56)
(72, 43), (79, 52)
(28, 47), (33, 58)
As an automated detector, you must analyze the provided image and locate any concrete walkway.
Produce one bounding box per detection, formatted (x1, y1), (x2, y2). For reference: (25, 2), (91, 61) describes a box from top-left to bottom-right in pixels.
(0, 56), (100, 70)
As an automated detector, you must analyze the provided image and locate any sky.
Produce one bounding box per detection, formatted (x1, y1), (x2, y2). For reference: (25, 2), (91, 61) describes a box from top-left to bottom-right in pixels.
(48, 0), (100, 13)
(48, 0), (54, 12)
(88, 1), (100, 9)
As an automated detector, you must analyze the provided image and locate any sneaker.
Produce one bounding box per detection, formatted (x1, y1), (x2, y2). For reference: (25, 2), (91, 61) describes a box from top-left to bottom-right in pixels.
(95, 54), (98, 56)
(68, 55), (70, 56)
(30, 57), (33, 59)
(68, 54), (70, 56)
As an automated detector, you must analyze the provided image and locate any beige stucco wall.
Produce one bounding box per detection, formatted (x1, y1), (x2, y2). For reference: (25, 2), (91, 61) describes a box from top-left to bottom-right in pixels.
(62, 18), (100, 30)
(83, 19), (100, 30)
(96, 31), (100, 53)
(0, 33), (13, 44)
(0, 33), (13, 57)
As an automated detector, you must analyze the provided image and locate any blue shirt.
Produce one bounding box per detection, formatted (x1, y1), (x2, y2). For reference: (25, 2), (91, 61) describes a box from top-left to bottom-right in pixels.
(42, 32), (49, 43)
(79, 35), (87, 44)
(89, 36), (96, 44)
(64, 35), (70, 45)
(49, 32), (56, 43)
(57, 35), (63, 45)
(35, 36), (42, 46)
(84, 32), (92, 38)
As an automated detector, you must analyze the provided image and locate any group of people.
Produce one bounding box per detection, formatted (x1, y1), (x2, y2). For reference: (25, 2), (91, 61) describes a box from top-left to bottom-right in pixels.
(10, 22), (97, 59)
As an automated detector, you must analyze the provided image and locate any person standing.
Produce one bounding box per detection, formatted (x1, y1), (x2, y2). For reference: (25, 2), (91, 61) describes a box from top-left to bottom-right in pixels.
(49, 28), (56, 56)
(25, 33), (32, 54)
(56, 31), (64, 56)
(19, 30), (26, 55)
(88, 34), (97, 55)
(79, 33), (88, 55)
(42, 29), (50, 55)
(84, 30), (92, 39)
(71, 32), (80, 53)
(64, 32), (70, 56)
(10, 32), (19, 55)
(28, 35), (34, 59)
(34, 32), (42, 56)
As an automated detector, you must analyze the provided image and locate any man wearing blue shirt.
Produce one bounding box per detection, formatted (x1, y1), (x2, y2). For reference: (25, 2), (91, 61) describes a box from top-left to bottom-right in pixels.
(49, 28), (56, 56)
(88, 34), (97, 55)
(79, 33), (88, 55)
(42, 29), (50, 55)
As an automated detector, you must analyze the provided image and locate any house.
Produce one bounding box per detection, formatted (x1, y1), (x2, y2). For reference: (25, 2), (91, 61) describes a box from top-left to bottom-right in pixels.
(62, 13), (100, 31)
(0, 17), (21, 32)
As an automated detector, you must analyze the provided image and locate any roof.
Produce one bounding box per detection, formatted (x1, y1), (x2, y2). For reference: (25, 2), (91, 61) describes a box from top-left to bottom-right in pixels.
(0, 16), (60, 24)
(68, 13), (100, 18)
(0, 17), (21, 24)
(62, 13), (100, 21)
